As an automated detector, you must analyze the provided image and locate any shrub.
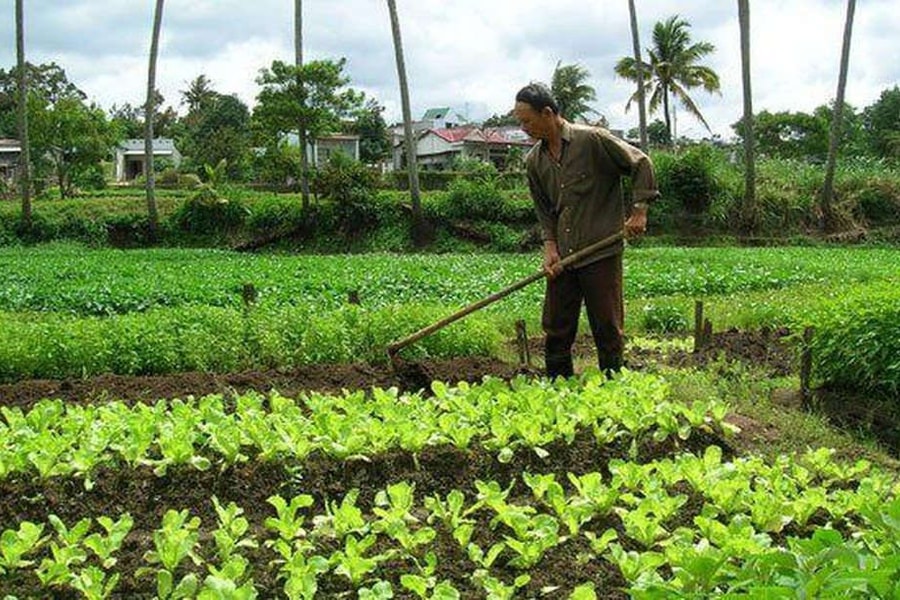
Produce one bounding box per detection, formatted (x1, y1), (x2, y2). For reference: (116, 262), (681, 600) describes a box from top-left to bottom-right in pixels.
(316, 152), (381, 237)
(172, 186), (248, 234)
(659, 145), (720, 214)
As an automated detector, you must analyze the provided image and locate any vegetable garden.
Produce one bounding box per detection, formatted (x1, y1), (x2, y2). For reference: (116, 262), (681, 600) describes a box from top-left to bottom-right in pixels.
(1, 243), (899, 598)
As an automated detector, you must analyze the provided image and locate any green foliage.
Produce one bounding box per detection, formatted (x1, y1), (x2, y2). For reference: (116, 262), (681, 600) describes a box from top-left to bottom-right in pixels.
(253, 59), (363, 147)
(863, 86), (900, 159)
(181, 93), (252, 182)
(352, 98), (391, 164)
(438, 177), (504, 221)
(640, 303), (689, 334)
(551, 61), (597, 122)
(655, 145), (723, 215)
(805, 286), (900, 396)
(316, 152), (380, 237)
(615, 15), (720, 136)
(735, 109), (829, 161)
(173, 181), (249, 234)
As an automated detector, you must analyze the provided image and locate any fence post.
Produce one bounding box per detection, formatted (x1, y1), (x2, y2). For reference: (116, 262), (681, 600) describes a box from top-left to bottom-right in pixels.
(800, 326), (815, 410)
(693, 300), (704, 352)
(515, 319), (531, 367)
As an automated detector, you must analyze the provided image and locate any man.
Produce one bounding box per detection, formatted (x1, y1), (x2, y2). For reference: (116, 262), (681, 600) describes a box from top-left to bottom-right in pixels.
(514, 82), (658, 378)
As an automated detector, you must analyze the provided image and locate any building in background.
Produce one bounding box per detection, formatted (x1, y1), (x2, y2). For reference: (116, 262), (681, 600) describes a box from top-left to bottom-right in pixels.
(114, 138), (182, 182)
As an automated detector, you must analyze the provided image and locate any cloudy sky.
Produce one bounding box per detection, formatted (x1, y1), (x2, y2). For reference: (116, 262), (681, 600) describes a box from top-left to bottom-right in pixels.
(2, 0), (898, 140)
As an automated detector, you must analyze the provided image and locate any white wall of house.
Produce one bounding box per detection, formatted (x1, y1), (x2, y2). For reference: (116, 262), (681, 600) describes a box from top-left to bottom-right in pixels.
(114, 139), (182, 182)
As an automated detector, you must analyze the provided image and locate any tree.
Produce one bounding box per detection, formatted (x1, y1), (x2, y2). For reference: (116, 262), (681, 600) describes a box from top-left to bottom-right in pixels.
(108, 92), (179, 140)
(627, 0), (649, 151)
(737, 0), (756, 232)
(15, 0), (32, 228)
(820, 0), (856, 232)
(386, 0), (428, 245)
(182, 93), (251, 180)
(28, 95), (117, 198)
(145, 0), (165, 240)
(253, 58), (364, 189)
(862, 86), (900, 159)
(180, 74), (217, 114)
(550, 61), (597, 122)
(0, 62), (86, 137)
(483, 111), (518, 127)
(732, 110), (828, 160)
(352, 97), (391, 164)
(615, 15), (721, 139)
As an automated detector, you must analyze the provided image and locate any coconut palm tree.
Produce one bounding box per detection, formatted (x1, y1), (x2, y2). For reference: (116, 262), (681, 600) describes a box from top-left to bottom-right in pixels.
(627, 0), (649, 150)
(820, 0), (856, 232)
(294, 0), (311, 210)
(144, 0), (164, 240)
(386, 0), (428, 245)
(615, 15), (721, 139)
(15, 0), (31, 228)
(180, 74), (217, 113)
(738, 0), (757, 232)
(550, 61), (597, 122)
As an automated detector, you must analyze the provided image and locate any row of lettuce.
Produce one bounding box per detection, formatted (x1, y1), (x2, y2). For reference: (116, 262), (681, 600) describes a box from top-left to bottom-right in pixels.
(1, 373), (898, 597)
(0, 245), (898, 395)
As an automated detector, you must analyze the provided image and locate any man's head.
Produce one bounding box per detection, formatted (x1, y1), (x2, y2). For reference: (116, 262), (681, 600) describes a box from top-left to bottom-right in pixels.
(514, 82), (561, 141)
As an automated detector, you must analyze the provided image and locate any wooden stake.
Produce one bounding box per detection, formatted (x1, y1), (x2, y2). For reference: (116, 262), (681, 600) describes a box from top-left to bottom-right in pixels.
(703, 319), (713, 349)
(348, 290), (360, 305)
(241, 283), (257, 308)
(800, 326), (815, 410)
(693, 300), (704, 352)
(515, 319), (531, 367)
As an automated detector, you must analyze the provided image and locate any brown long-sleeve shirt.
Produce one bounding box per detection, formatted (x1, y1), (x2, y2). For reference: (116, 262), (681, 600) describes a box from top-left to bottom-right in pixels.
(525, 121), (659, 268)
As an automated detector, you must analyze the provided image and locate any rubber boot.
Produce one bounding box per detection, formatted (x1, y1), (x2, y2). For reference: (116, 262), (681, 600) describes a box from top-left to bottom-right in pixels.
(545, 353), (574, 379)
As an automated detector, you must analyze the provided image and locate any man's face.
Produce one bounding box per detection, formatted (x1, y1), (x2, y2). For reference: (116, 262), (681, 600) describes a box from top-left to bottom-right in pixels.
(514, 101), (553, 140)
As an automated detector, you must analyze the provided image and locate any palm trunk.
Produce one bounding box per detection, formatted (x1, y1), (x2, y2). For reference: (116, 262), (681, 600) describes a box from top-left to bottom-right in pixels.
(662, 84), (672, 143)
(387, 0), (428, 245)
(294, 0), (311, 210)
(738, 0), (757, 233)
(145, 0), (164, 241)
(627, 0), (648, 151)
(820, 0), (856, 233)
(15, 0), (32, 229)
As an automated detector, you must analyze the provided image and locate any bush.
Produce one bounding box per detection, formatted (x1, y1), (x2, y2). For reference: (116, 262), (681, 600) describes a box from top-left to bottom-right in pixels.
(852, 181), (900, 225)
(316, 152), (381, 237)
(172, 186), (248, 234)
(659, 145), (720, 214)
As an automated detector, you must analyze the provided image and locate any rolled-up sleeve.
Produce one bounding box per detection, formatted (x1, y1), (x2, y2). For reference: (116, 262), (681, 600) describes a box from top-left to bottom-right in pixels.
(598, 133), (659, 204)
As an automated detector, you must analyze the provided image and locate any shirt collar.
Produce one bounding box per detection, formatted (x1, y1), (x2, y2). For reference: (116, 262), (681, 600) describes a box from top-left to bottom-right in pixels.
(540, 119), (572, 153)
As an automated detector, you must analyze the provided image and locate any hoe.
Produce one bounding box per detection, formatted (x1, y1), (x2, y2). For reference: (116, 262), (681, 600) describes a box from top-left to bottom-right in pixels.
(386, 230), (624, 370)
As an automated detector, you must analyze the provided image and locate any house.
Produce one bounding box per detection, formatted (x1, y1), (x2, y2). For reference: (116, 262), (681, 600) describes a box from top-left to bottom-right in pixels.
(114, 138), (182, 182)
(420, 107), (468, 130)
(283, 133), (361, 166)
(393, 125), (534, 171)
(0, 139), (21, 184)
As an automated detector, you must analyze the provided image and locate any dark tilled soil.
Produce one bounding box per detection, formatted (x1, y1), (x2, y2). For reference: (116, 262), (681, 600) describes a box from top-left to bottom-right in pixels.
(0, 329), (798, 598)
(0, 429), (729, 598)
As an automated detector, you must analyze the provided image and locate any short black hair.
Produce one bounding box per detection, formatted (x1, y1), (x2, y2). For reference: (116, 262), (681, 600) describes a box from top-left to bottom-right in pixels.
(515, 82), (559, 114)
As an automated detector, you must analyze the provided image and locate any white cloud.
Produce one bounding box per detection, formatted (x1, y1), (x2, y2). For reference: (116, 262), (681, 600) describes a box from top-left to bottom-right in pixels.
(1, 0), (897, 141)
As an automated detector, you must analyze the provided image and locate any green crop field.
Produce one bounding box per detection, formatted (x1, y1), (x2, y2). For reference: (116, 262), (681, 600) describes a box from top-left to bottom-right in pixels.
(1, 243), (899, 598)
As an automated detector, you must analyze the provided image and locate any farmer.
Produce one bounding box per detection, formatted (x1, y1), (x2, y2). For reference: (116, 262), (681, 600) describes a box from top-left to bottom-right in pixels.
(513, 82), (659, 378)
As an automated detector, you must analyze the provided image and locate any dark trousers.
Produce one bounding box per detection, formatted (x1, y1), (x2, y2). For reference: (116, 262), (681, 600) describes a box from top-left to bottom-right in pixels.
(542, 253), (624, 378)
